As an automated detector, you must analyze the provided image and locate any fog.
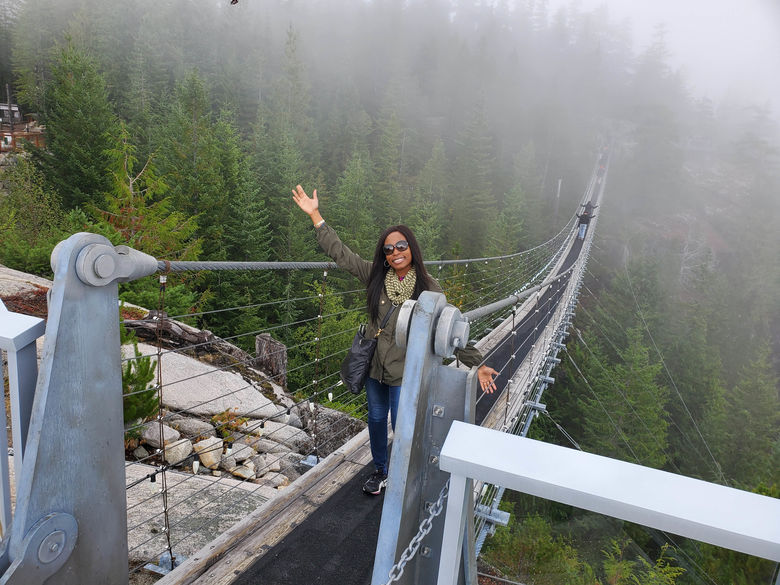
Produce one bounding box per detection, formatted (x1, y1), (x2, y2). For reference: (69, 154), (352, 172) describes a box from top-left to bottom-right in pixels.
(548, 0), (780, 117)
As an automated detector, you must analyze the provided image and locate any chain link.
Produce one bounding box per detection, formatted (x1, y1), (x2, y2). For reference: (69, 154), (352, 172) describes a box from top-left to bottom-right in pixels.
(380, 480), (450, 585)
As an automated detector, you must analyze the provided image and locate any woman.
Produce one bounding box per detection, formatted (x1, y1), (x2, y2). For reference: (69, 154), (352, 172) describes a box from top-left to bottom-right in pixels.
(292, 185), (498, 495)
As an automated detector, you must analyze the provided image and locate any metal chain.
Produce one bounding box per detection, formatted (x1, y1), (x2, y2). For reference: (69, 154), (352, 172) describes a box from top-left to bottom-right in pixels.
(380, 480), (450, 585)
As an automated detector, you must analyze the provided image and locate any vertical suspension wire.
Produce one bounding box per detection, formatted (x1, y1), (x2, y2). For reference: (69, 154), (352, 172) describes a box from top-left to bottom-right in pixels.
(503, 305), (516, 431)
(154, 271), (175, 567)
(312, 269), (328, 463)
(460, 262), (469, 308)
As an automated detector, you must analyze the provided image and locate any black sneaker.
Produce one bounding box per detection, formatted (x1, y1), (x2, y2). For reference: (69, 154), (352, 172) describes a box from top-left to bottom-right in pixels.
(363, 470), (388, 495)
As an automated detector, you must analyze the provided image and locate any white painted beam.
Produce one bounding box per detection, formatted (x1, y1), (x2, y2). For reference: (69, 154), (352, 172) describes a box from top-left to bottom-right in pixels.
(439, 421), (780, 575)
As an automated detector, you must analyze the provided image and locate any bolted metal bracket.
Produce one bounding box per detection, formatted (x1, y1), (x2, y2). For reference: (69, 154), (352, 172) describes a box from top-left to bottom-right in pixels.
(475, 504), (511, 527)
(53, 236), (158, 288)
(0, 512), (77, 585)
(434, 305), (469, 357)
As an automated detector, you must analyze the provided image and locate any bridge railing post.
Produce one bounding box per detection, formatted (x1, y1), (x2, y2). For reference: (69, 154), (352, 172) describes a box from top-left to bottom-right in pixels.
(438, 421), (780, 584)
(371, 291), (478, 585)
(0, 233), (157, 585)
(0, 300), (45, 545)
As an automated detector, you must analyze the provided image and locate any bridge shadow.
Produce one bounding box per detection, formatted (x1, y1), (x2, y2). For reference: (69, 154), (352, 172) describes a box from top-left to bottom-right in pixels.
(233, 461), (381, 585)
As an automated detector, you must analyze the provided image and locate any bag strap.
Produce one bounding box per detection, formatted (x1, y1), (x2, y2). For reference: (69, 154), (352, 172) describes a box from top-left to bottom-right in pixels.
(374, 304), (398, 338)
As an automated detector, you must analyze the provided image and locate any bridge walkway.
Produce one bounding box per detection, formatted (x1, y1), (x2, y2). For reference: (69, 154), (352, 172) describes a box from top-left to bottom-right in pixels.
(182, 234), (587, 585)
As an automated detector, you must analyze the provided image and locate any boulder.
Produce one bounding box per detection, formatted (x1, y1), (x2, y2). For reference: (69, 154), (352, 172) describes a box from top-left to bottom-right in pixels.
(251, 420), (313, 453)
(239, 436), (291, 455)
(220, 455), (238, 473)
(141, 422), (180, 449)
(251, 453), (283, 478)
(248, 454), (267, 475)
(163, 439), (193, 465)
(134, 342), (283, 419)
(167, 417), (217, 439)
(231, 465), (256, 481)
(231, 438), (258, 463)
(192, 436), (224, 469)
(280, 452), (306, 481)
(286, 410), (303, 429)
(254, 472), (289, 489)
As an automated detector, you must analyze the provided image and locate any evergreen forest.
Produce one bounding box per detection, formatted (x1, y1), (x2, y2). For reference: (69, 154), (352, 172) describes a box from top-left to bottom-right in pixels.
(0, 1), (778, 583)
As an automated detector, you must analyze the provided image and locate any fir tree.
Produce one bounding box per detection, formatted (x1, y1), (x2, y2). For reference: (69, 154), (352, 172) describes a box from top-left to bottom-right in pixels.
(32, 42), (121, 209)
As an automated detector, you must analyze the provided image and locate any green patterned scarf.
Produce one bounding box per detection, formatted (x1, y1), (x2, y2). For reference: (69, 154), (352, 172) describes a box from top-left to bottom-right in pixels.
(385, 266), (417, 304)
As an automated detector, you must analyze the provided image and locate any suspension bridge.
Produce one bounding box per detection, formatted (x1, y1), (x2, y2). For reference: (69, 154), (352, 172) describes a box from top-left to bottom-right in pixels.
(1, 150), (778, 585)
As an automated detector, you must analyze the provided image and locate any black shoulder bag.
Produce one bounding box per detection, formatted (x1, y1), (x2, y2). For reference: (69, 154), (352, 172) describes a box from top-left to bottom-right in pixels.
(340, 304), (397, 394)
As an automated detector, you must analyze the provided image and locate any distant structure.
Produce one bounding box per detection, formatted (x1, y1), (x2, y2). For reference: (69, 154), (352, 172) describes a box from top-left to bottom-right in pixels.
(0, 102), (21, 127)
(0, 100), (46, 152)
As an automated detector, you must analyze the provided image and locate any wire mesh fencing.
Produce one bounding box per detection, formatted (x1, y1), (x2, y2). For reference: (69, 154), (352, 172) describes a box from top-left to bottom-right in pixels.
(117, 215), (578, 577)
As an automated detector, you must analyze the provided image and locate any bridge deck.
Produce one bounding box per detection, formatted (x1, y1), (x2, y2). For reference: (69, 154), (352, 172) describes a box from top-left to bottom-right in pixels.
(175, 232), (587, 585)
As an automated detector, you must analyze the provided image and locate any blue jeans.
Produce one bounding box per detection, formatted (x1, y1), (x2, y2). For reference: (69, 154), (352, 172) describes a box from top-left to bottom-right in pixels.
(578, 223), (587, 239)
(365, 377), (401, 474)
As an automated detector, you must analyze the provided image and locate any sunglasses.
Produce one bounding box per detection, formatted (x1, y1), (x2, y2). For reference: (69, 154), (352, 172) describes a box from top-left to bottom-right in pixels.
(383, 240), (409, 255)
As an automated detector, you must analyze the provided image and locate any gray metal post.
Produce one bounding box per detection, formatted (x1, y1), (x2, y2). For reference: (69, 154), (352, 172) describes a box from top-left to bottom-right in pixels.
(1, 233), (157, 585)
(371, 291), (478, 585)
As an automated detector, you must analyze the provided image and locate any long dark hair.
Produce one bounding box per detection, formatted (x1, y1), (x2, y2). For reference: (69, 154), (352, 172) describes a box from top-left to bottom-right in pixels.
(366, 224), (435, 322)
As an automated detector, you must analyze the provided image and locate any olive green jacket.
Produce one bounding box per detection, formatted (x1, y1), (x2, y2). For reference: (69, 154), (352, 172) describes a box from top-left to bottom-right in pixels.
(316, 222), (483, 386)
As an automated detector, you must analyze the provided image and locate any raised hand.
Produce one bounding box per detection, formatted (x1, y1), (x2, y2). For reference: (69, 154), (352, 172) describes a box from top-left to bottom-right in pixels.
(292, 185), (318, 216)
(292, 185), (324, 227)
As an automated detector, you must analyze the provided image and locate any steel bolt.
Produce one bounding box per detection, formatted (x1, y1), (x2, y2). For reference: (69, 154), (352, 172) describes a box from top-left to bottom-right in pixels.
(94, 253), (115, 278)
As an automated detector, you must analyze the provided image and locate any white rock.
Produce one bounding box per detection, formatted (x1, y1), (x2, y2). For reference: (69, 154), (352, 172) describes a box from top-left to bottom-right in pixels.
(192, 436), (224, 469)
(231, 465), (256, 480)
(220, 455), (238, 472)
(141, 422), (180, 449)
(266, 454), (282, 473)
(248, 454), (267, 476)
(135, 342), (282, 419)
(167, 417), (217, 439)
(230, 439), (258, 463)
(255, 472), (289, 488)
(163, 439), (193, 465)
(254, 420), (313, 452)
(240, 436), (290, 455)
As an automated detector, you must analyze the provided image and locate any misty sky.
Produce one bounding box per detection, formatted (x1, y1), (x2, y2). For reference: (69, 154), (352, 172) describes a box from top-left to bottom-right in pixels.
(547, 0), (780, 115)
